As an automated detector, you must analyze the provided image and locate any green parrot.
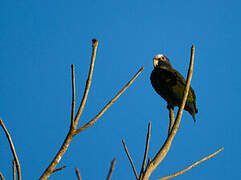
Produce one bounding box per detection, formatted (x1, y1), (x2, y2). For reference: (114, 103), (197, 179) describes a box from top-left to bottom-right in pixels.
(150, 54), (198, 122)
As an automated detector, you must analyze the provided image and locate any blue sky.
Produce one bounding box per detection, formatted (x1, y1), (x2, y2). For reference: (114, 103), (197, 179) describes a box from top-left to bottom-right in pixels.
(0, 0), (240, 179)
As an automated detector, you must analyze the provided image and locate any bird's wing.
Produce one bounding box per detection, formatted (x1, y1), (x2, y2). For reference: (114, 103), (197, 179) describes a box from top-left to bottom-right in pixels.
(162, 68), (196, 102)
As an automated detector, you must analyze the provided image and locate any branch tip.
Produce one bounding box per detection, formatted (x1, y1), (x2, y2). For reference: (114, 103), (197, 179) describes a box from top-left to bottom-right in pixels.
(106, 159), (116, 180)
(92, 38), (98, 47)
(75, 168), (81, 180)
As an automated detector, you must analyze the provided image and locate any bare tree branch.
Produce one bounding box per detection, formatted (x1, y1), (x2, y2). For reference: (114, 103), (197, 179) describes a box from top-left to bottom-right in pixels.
(39, 39), (144, 179)
(168, 107), (174, 135)
(139, 122), (151, 179)
(75, 39), (98, 125)
(75, 66), (144, 135)
(0, 118), (21, 180)
(39, 39), (99, 180)
(158, 148), (224, 180)
(122, 140), (139, 180)
(52, 166), (66, 174)
(71, 64), (76, 128)
(142, 45), (195, 180)
(0, 172), (5, 180)
(75, 168), (81, 180)
(106, 159), (116, 180)
(13, 160), (16, 180)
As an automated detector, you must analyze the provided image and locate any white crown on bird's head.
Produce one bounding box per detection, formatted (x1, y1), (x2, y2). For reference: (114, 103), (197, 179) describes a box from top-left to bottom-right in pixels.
(153, 54), (173, 69)
(154, 54), (164, 59)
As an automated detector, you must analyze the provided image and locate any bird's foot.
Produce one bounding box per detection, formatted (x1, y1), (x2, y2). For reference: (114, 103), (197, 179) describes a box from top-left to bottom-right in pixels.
(167, 104), (174, 110)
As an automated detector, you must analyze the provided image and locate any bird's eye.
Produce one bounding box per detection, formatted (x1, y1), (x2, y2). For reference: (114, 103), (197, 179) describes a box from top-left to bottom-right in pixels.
(160, 56), (165, 61)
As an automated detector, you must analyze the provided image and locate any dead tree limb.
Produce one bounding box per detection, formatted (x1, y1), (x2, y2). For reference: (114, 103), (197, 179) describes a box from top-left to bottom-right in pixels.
(75, 66), (144, 135)
(142, 45), (195, 180)
(158, 147), (224, 180)
(0, 118), (21, 180)
(39, 39), (144, 179)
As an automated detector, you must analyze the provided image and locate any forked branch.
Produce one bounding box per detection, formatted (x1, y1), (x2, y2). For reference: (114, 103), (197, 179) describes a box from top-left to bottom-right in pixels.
(75, 66), (144, 135)
(39, 39), (144, 180)
(74, 39), (98, 126)
(39, 39), (99, 180)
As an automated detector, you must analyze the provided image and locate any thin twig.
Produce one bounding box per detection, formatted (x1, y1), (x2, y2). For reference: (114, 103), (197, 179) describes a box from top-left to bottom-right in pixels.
(142, 45), (195, 180)
(75, 66), (144, 135)
(168, 107), (174, 135)
(0, 172), (5, 180)
(158, 148), (224, 180)
(71, 64), (76, 128)
(75, 168), (81, 180)
(106, 159), (116, 180)
(122, 140), (139, 180)
(75, 39), (98, 125)
(147, 158), (151, 166)
(13, 159), (16, 180)
(140, 122), (151, 179)
(52, 166), (66, 174)
(0, 118), (21, 180)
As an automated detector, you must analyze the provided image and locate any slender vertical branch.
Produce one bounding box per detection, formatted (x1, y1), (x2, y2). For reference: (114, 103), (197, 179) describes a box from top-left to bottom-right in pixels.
(142, 45), (195, 180)
(168, 107), (174, 135)
(106, 159), (116, 180)
(75, 66), (144, 135)
(13, 160), (16, 180)
(71, 64), (76, 128)
(158, 148), (224, 180)
(75, 39), (98, 125)
(139, 122), (151, 179)
(122, 140), (139, 180)
(75, 168), (81, 180)
(0, 118), (21, 180)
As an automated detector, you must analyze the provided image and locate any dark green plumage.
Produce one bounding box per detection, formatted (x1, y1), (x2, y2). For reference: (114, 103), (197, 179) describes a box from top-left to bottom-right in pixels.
(150, 54), (198, 122)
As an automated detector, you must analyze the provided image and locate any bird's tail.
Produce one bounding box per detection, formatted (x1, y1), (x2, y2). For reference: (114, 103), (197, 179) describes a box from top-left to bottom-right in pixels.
(185, 102), (197, 123)
(191, 113), (196, 123)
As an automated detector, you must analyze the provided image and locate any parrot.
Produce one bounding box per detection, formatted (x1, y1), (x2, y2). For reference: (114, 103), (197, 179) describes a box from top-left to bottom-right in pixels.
(150, 54), (198, 122)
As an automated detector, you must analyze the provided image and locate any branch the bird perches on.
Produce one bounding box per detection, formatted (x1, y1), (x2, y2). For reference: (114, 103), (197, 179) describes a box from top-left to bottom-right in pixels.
(122, 45), (224, 180)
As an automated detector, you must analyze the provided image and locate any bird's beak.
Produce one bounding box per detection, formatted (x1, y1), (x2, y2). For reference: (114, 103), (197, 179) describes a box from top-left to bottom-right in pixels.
(153, 58), (159, 67)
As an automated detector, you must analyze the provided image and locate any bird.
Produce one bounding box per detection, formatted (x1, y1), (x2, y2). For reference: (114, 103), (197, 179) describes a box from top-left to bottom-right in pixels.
(150, 54), (198, 122)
